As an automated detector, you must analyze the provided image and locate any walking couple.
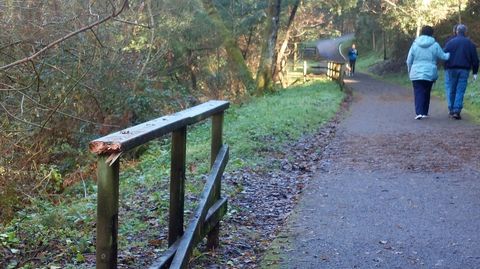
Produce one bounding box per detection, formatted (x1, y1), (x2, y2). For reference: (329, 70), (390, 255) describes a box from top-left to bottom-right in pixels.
(406, 24), (479, 120)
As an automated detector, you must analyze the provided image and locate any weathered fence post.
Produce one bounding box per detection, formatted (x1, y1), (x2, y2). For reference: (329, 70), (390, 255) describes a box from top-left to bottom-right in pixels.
(303, 60), (307, 83)
(207, 112), (224, 249)
(169, 127), (187, 246)
(327, 61), (332, 79)
(91, 100), (230, 268)
(96, 157), (119, 269)
(293, 42), (298, 70)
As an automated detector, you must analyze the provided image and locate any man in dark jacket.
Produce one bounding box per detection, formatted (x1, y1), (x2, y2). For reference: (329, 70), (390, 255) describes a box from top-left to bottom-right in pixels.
(444, 24), (479, 120)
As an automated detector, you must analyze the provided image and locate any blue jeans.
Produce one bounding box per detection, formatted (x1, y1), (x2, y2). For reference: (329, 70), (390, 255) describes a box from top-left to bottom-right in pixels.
(445, 69), (470, 113)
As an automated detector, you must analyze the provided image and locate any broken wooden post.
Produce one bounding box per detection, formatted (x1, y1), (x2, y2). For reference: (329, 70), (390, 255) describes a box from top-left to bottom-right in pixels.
(96, 156), (119, 269)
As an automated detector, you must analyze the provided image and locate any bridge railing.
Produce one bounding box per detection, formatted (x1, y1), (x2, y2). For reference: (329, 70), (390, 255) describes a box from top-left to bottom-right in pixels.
(89, 100), (230, 269)
(326, 61), (345, 88)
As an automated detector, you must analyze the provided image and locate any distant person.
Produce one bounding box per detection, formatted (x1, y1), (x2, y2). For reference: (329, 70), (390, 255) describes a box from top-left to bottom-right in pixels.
(406, 26), (450, 120)
(444, 24), (479, 120)
(348, 44), (358, 76)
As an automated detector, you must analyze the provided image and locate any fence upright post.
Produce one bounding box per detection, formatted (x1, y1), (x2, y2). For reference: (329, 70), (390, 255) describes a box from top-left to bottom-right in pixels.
(335, 63), (339, 79)
(96, 156), (119, 269)
(169, 127), (187, 246)
(303, 60), (307, 83)
(207, 112), (224, 249)
(293, 42), (298, 70)
(327, 61), (331, 79)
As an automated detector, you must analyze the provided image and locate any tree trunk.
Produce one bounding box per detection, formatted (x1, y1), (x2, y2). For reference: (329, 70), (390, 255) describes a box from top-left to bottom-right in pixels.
(188, 49), (198, 92)
(256, 0), (282, 95)
(242, 27), (255, 59)
(201, 0), (255, 93)
(383, 30), (387, 60)
(372, 31), (376, 51)
(275, 0), (300, 88)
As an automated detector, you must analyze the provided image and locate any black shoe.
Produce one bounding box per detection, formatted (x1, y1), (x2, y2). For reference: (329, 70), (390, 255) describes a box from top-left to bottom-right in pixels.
(449, 111), (454, 118)
(452, 112), (461, 120)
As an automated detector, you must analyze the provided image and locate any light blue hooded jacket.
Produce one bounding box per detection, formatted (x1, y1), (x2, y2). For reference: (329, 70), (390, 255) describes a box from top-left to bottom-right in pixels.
(406, 35), (450, 81)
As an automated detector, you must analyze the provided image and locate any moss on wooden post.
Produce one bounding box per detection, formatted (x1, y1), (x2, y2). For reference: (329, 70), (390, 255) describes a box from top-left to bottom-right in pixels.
(207, 112), (224, 249)
(169, 127), (187, 246)
(96, 156), (119, 269)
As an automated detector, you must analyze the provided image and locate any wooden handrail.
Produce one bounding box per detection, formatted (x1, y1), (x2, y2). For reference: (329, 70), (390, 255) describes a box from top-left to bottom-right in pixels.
(326, 61), (345, 88)
(89, 100), (230, 269)
(89, 100), (229, 155)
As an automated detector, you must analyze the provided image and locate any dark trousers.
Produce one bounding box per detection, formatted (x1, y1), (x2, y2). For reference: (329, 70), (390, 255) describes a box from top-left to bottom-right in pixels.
(412, 80), (434, 115)
(349, 60), (356, 74)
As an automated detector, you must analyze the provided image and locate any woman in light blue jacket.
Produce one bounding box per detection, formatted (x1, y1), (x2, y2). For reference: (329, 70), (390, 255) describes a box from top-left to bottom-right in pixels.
(406, 26), (450, 119)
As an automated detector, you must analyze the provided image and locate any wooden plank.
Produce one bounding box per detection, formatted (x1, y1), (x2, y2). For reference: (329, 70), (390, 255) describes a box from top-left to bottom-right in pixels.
(89, 100), (229, 155)
(148, 239), (181, 269)
(169, 127), (186, 246)
(148, 198), (227, 269)
(210, 113), (224, 168)
(207, 112), (224, 249)
(96, 157), (119, 269)
(202, 198), (228, 238)
(169, 145), (229, 269)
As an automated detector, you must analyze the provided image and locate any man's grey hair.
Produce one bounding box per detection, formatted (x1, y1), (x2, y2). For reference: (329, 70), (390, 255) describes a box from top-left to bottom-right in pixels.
(457, 24), (467, 35)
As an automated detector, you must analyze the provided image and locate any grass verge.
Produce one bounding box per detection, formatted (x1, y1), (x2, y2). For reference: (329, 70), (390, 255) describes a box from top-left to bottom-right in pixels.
(0, 79), (344, 268)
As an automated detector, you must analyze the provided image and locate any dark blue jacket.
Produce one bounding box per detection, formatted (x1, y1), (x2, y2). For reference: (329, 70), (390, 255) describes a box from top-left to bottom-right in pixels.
(444, 35), (479, 74)
(348, 48), (358, 61)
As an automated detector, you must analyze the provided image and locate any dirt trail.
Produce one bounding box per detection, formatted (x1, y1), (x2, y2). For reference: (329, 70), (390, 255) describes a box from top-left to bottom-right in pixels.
(272, 73), (480, 268)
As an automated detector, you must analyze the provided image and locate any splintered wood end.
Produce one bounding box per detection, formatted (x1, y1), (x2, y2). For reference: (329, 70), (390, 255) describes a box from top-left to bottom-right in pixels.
(89, 141), (122, 155)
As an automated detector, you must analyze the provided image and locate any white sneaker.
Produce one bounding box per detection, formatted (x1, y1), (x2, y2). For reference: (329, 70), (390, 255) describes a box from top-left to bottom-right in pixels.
(415, 115), (423, 120)
(421, 115), (429, 119)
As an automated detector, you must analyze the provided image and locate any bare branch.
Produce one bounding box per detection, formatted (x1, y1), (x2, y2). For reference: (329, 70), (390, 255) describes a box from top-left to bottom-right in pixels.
(0, 0), (130, 71)
(0, 81), (35, 91)
(113, 18), (151, 28)
(39, 68), (89, 130)
(18, 90), (120, 128)
(89, 28), (105, 48)
(384, 0), (409, 14)
(0, 101), (50, 130)
(134, 0), (155, 89)
(0, 40), (23, 51)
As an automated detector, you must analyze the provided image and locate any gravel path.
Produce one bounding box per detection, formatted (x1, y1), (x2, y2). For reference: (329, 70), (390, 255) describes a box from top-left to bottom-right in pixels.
(273, 73), (480, 268)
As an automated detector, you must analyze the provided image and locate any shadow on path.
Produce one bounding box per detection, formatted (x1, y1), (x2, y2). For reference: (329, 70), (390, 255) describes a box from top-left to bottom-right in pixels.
(269, 73), (480, 268)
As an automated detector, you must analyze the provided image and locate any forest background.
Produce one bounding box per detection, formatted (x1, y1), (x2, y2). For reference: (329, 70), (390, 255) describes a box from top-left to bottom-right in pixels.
(1, 0), (480, 267)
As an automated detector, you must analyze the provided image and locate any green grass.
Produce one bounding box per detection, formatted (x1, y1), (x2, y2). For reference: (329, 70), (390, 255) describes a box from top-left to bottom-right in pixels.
(355, 51), (384, 73)
(0, 80), (344, 268)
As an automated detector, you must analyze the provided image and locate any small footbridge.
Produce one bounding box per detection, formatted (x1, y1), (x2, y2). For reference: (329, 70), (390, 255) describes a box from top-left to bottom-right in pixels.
(282, 33), (355, 86)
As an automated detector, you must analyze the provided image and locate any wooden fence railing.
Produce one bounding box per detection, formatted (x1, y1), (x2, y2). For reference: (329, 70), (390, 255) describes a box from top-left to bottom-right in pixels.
(89, 100), (230, 269)
(326, 61), (345, 88)
(326, 61), (343, 81)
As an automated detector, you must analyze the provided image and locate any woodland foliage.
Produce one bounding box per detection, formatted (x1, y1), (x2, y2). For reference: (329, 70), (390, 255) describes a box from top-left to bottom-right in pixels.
(0, 0), (337, 222)
(1, 0), (479, 267)
(0, 0), (478, 223)
(356, 0), (478, 61)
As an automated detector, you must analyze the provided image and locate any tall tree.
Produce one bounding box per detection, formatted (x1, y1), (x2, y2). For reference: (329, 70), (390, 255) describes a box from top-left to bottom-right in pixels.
(256, 0), (282, 94)
(201, 0), (256, 92)
(275, 0), (301, 88)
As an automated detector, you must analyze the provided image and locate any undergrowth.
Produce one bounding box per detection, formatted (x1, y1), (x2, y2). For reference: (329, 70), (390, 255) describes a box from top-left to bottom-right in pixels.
(0, 79), (344, 268)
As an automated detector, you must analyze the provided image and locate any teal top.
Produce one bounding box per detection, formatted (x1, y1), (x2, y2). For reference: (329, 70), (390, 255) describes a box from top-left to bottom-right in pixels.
(406, 35), (450, 81)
